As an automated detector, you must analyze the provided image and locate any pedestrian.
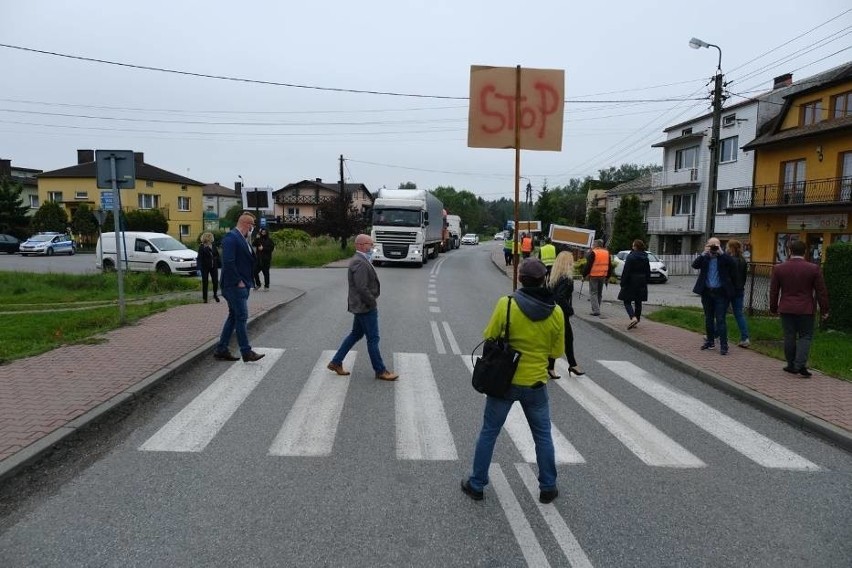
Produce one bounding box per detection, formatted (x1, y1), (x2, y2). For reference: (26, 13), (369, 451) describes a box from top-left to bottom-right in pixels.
(581, 239), (612, 316)
(252, 227), (275, 291)
(539, 237), (557, 280)
(618, 239), (651, 330)
(520, 232), (533, 259)
(503, 231), (514, 266)
(547, 251), (584, 378)
(213, 212), (265, 363)
(727, 239), (751, 348)
(327, 234), (399, 381)
(769, 239), (829, 377)
(691, 237), (735, 355)
(198, 232), (220, 303)
(462, 258), (564, 504)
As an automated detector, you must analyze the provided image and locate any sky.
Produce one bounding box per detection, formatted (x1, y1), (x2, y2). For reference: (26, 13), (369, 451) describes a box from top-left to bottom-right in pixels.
(2, 1), (851, 202)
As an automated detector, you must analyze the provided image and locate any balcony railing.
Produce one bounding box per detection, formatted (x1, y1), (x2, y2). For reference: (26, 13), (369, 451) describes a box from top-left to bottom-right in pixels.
(275, 194), (339, 205)
(728, 176), (852, 210)
(646, 214), (699, 234)
(651, 168), (699, 188)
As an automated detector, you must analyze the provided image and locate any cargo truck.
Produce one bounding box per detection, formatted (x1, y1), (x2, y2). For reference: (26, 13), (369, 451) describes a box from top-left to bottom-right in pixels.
(370, 189), (444, 266)
(446, 214), (461, 250)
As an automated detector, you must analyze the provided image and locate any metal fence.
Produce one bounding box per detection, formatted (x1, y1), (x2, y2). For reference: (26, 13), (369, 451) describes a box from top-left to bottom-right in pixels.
(657, 255), (698, 276)
(745, 263), (775, 316)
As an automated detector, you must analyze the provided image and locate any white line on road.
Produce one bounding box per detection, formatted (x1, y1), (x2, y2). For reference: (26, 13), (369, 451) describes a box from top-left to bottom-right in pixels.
(553, 361), (705, 468)
(395, 353), (458, 460)
(139, 348), (284, 453)
(490, 463), (551, 567)
(268, 350), (356, 457)
(429, 306), (441, 313)
(599, 360), (821, 470)
(516, 462), (594, 568)
(441, 321), (462, 355)
(430, 321), (446, 354)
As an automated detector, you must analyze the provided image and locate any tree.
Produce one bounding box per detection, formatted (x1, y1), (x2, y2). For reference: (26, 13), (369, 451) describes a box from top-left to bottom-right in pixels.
(609, 195), (647, 252)
(586, 208), (604, 240)
(597, 163), (662, 184)
(31, 201), (68, 233)
(312, 192), (368, 250)
(398, 182), (417, 189)
(0, 175), (30, 238)
(71, 204), (99, 246)
(125, 209), (169, 233)
(224, 204), (244, 227)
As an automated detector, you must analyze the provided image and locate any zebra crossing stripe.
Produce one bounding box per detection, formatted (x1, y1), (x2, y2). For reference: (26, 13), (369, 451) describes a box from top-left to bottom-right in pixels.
(139, 348), (284, 453)
(599, 360), (821, 471)
(489, 463), (551, 567)
(268, 350), (356, 457)
(553, 360), (705, 468)
(395, 353), (458, 460)
(515, 463), (594, 568)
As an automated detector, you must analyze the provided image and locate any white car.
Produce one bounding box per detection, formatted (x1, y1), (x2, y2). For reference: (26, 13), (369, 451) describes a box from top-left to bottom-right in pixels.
(19, 232), (76, 256)
(461, 233), (479, 245)
(493, 232), (505, 240)
(613, 250), (668, 283)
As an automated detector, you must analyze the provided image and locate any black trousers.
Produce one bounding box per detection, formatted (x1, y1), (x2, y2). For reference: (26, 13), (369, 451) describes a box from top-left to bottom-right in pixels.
(254, 258), (271, 288)
(200, 266), (218, 301)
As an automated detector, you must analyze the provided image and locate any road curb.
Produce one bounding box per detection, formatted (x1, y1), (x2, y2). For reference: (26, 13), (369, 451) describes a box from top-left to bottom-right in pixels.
(0, 290), (305, 483)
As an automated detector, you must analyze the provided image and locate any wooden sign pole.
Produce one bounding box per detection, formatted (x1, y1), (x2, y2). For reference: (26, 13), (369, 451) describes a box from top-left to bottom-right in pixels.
(512, 64), (521, 291)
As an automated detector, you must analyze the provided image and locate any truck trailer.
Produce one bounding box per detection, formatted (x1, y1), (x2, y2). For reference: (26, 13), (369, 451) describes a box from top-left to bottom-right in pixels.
(370, 189), (445, 266)
(446, 214), (462, 250)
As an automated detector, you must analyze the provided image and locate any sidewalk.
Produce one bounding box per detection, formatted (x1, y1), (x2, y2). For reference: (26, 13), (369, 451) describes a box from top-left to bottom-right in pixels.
(493, 247), (852, 450)
(0, 286), (304, 481)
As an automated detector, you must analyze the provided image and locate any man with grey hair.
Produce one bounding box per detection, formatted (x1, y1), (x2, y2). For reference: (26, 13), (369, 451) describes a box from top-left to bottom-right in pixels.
(692, 237), (735, 355)
(581, 239), (612, 316)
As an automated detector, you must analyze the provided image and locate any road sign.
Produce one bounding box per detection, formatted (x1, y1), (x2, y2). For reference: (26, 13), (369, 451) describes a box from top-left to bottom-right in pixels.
(95, 150), (136, 190)
(549, 224), (595, 248)
(93, 209), (107, 226)
(100, 191), (114, 210)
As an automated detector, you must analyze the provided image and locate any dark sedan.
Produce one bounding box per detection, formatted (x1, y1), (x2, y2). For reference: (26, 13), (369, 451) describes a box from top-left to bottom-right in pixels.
(0, 234), (21, 254)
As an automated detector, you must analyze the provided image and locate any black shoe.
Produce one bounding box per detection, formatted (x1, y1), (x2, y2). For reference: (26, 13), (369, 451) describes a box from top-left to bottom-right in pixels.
(242, 350), (266, 362)
(568, 366), (585, 376)
(461, 480), (484, 501)
(782, 366), (798, 374)
(700, 342), (715, 350)
(539, 489), (559, 504)
(548, 370), (561, 380)
(213, 350), (240, 361)
(798, 368), (812, 378)
(214, 295), (220, 303)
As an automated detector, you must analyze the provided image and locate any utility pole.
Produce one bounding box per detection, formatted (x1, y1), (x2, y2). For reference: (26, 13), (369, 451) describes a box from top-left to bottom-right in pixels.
(339, 154), (347, 249)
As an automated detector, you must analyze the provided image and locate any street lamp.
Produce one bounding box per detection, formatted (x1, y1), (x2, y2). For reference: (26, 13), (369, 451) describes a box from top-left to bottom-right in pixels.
(689, 36), (724, 244)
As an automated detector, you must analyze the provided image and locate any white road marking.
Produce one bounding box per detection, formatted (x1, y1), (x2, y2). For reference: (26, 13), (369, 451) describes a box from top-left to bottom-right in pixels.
(599, 360), (821, 470)
(553, 361), (705, 468)
(489, 463), (551, 567)
(139, 348), (284, 452)
(430, 321), (446, 354)
(428, 296), (439, 303)
(268, 350), (356, 457)
(516, 463), (594, 568)
(395, 353), (457, 460)
(441, 321), (462, 355)
(429, 306), (441, 313)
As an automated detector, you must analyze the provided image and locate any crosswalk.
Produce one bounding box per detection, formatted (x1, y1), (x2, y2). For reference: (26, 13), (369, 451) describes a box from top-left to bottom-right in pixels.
(139, 348), (822, 472)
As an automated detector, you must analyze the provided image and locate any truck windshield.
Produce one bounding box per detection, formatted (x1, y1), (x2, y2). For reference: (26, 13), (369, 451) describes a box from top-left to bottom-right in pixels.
(372, 208), (421, 227)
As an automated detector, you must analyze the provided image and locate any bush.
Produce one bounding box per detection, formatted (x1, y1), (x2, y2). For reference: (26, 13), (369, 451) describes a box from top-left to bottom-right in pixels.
(824, 241), (852, 331)
(271, 228), (311, 249)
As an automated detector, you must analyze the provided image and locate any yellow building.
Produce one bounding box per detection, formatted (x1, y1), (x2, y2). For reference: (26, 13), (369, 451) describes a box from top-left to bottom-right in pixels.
(37, 150), (205, 242)
(730, 63), (852, 264)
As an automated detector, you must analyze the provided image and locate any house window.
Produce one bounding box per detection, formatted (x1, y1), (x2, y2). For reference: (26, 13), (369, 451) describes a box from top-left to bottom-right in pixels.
(29, 195), (39, 208)
(179, 225), (190, 238)
(800, 100), (823, 126)
(75, 191), (88, 200)
(832, 91), (852, 119)
(719, 136), (738, 163)
(287, 207), (300, 216)
(715, 190), (733, 214)
(674, 146), (699, 171)
(138, 194), (160, 209)
(781, 159), (806, 204)
(48, 191), (63, 203)
(722, 113), (737, 127)
(146, 180), (154, 188)
(177, 196), (190, 211)
(672, 193), (695, 215)
(681, 127), (692, 135)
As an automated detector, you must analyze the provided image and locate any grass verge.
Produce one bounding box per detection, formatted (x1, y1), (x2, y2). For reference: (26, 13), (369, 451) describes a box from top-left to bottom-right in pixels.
(271, 237), (354, 268)
(647, 306), (852, 382)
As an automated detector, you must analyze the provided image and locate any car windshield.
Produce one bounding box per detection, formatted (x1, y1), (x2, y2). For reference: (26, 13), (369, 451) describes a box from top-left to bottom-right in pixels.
(150, 237), (188, 251)
(29, 234), (58, 242)
(372, 208), (422, 227)
(647, 252), (660, 262)
(464, 234), (476, 238)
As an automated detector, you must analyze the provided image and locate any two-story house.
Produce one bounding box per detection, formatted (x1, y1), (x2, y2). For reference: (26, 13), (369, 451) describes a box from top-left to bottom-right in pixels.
(729, 61), (852, 264)
(37, 150), (205, 241)
(202, 182), (242, 230)
(272, 178), (373, 224)
(0, 158), (42, 216)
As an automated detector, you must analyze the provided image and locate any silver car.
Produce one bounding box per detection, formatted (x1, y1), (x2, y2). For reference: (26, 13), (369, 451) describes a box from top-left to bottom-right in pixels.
(19, 233), (77, 256)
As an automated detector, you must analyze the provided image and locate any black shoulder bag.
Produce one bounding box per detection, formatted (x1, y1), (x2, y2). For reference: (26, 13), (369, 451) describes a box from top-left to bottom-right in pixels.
(471, 296), (522, 398)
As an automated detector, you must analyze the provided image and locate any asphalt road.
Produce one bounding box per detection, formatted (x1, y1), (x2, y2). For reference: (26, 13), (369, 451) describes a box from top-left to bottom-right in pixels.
(1, 246), (850, 567)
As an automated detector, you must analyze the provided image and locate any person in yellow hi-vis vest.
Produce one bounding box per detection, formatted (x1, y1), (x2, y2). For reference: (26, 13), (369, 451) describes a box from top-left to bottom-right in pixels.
(581, 239), (613, 316)
(503, 231), (514, 266)
(539, 237), (556, 280)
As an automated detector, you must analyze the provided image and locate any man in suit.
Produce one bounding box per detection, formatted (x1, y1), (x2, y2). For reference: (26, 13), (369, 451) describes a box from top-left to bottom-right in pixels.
(214, 212), (265, 363)
(327, 234), (399, 381)
(692, 237), (735, 355)
(770, 239), (830, 377)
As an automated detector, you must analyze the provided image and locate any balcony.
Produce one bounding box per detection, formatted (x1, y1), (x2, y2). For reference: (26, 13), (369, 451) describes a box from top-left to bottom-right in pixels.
(647, 214), (700, 234)
(728, 176), (852, 211)
(651, 168), (699, 188)
(275, 194), (339, 205)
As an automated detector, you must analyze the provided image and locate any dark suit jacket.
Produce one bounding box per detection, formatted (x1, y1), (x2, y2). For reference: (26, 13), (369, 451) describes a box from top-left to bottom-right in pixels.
(769, 257), (829, 315)
(220, 228), (255, 289)
(347, 252), (380, 314)
(691, 252), (735, 298)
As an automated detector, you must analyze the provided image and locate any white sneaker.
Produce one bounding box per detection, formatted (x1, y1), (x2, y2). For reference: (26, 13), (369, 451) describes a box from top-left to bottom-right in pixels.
(737, 339), (750, 348)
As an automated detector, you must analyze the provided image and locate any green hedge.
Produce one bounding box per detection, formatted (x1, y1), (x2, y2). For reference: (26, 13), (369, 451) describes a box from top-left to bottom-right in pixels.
(824, 242), (852, 331)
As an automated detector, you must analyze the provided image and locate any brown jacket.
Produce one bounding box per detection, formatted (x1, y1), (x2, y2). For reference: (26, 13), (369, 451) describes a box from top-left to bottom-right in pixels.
(769, 257), (829, 315)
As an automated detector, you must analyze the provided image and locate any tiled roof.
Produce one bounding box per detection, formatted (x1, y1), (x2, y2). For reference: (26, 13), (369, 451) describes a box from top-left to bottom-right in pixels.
(274, 179), (372, 200)
(202, 183), (239, 197)
(742, 113), (852, 151)
(38, 161), (204, 186)
(606, 174), (654, 196)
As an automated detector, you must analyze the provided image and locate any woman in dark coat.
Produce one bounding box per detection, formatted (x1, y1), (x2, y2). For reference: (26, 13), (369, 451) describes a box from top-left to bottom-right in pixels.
(198, 232), (220, 303)
(546, 251), (584, 378)
(252, 228), (275, 290)
(618, 239), (651, 330)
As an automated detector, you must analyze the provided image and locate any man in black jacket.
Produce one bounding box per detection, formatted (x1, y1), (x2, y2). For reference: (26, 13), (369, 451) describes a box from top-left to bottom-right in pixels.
(692, 237), (735, 355)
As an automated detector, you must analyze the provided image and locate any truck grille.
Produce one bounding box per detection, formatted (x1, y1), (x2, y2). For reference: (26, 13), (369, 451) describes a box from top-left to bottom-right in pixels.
(375, 230), (418, 244)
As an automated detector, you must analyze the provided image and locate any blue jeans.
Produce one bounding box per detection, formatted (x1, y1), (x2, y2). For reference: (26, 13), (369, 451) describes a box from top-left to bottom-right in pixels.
(468, 385), (557, 493)
(332, 309), (386, 373)
(217, 286), (251, 354)
(731, 291), (749, 342)
(701, 289), (728, 347)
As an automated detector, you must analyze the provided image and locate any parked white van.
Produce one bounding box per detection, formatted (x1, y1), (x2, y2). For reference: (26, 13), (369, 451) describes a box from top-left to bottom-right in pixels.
(96, 232), (198, 276)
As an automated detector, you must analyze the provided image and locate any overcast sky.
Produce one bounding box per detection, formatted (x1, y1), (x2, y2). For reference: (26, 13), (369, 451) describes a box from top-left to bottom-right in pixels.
(2, 1), (850, 201)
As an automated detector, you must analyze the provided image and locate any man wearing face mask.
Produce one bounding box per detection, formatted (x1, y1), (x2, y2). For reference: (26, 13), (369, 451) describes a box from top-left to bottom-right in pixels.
(692, 237), (735, 355)
(327, 234), (399, 381)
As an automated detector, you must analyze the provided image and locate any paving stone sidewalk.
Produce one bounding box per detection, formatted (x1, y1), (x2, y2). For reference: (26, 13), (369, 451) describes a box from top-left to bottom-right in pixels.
(493, 246), (852, 449)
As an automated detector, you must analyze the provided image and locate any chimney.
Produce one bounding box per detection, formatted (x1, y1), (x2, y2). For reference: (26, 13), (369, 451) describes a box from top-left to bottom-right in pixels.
(0, 159), (10, 178)
(77, 149), (94, 164)
(773, 73), (793, 90)
(235, 181), (242, 193)
(134, 152), (144, 164)
(315, 178), (322, 183)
